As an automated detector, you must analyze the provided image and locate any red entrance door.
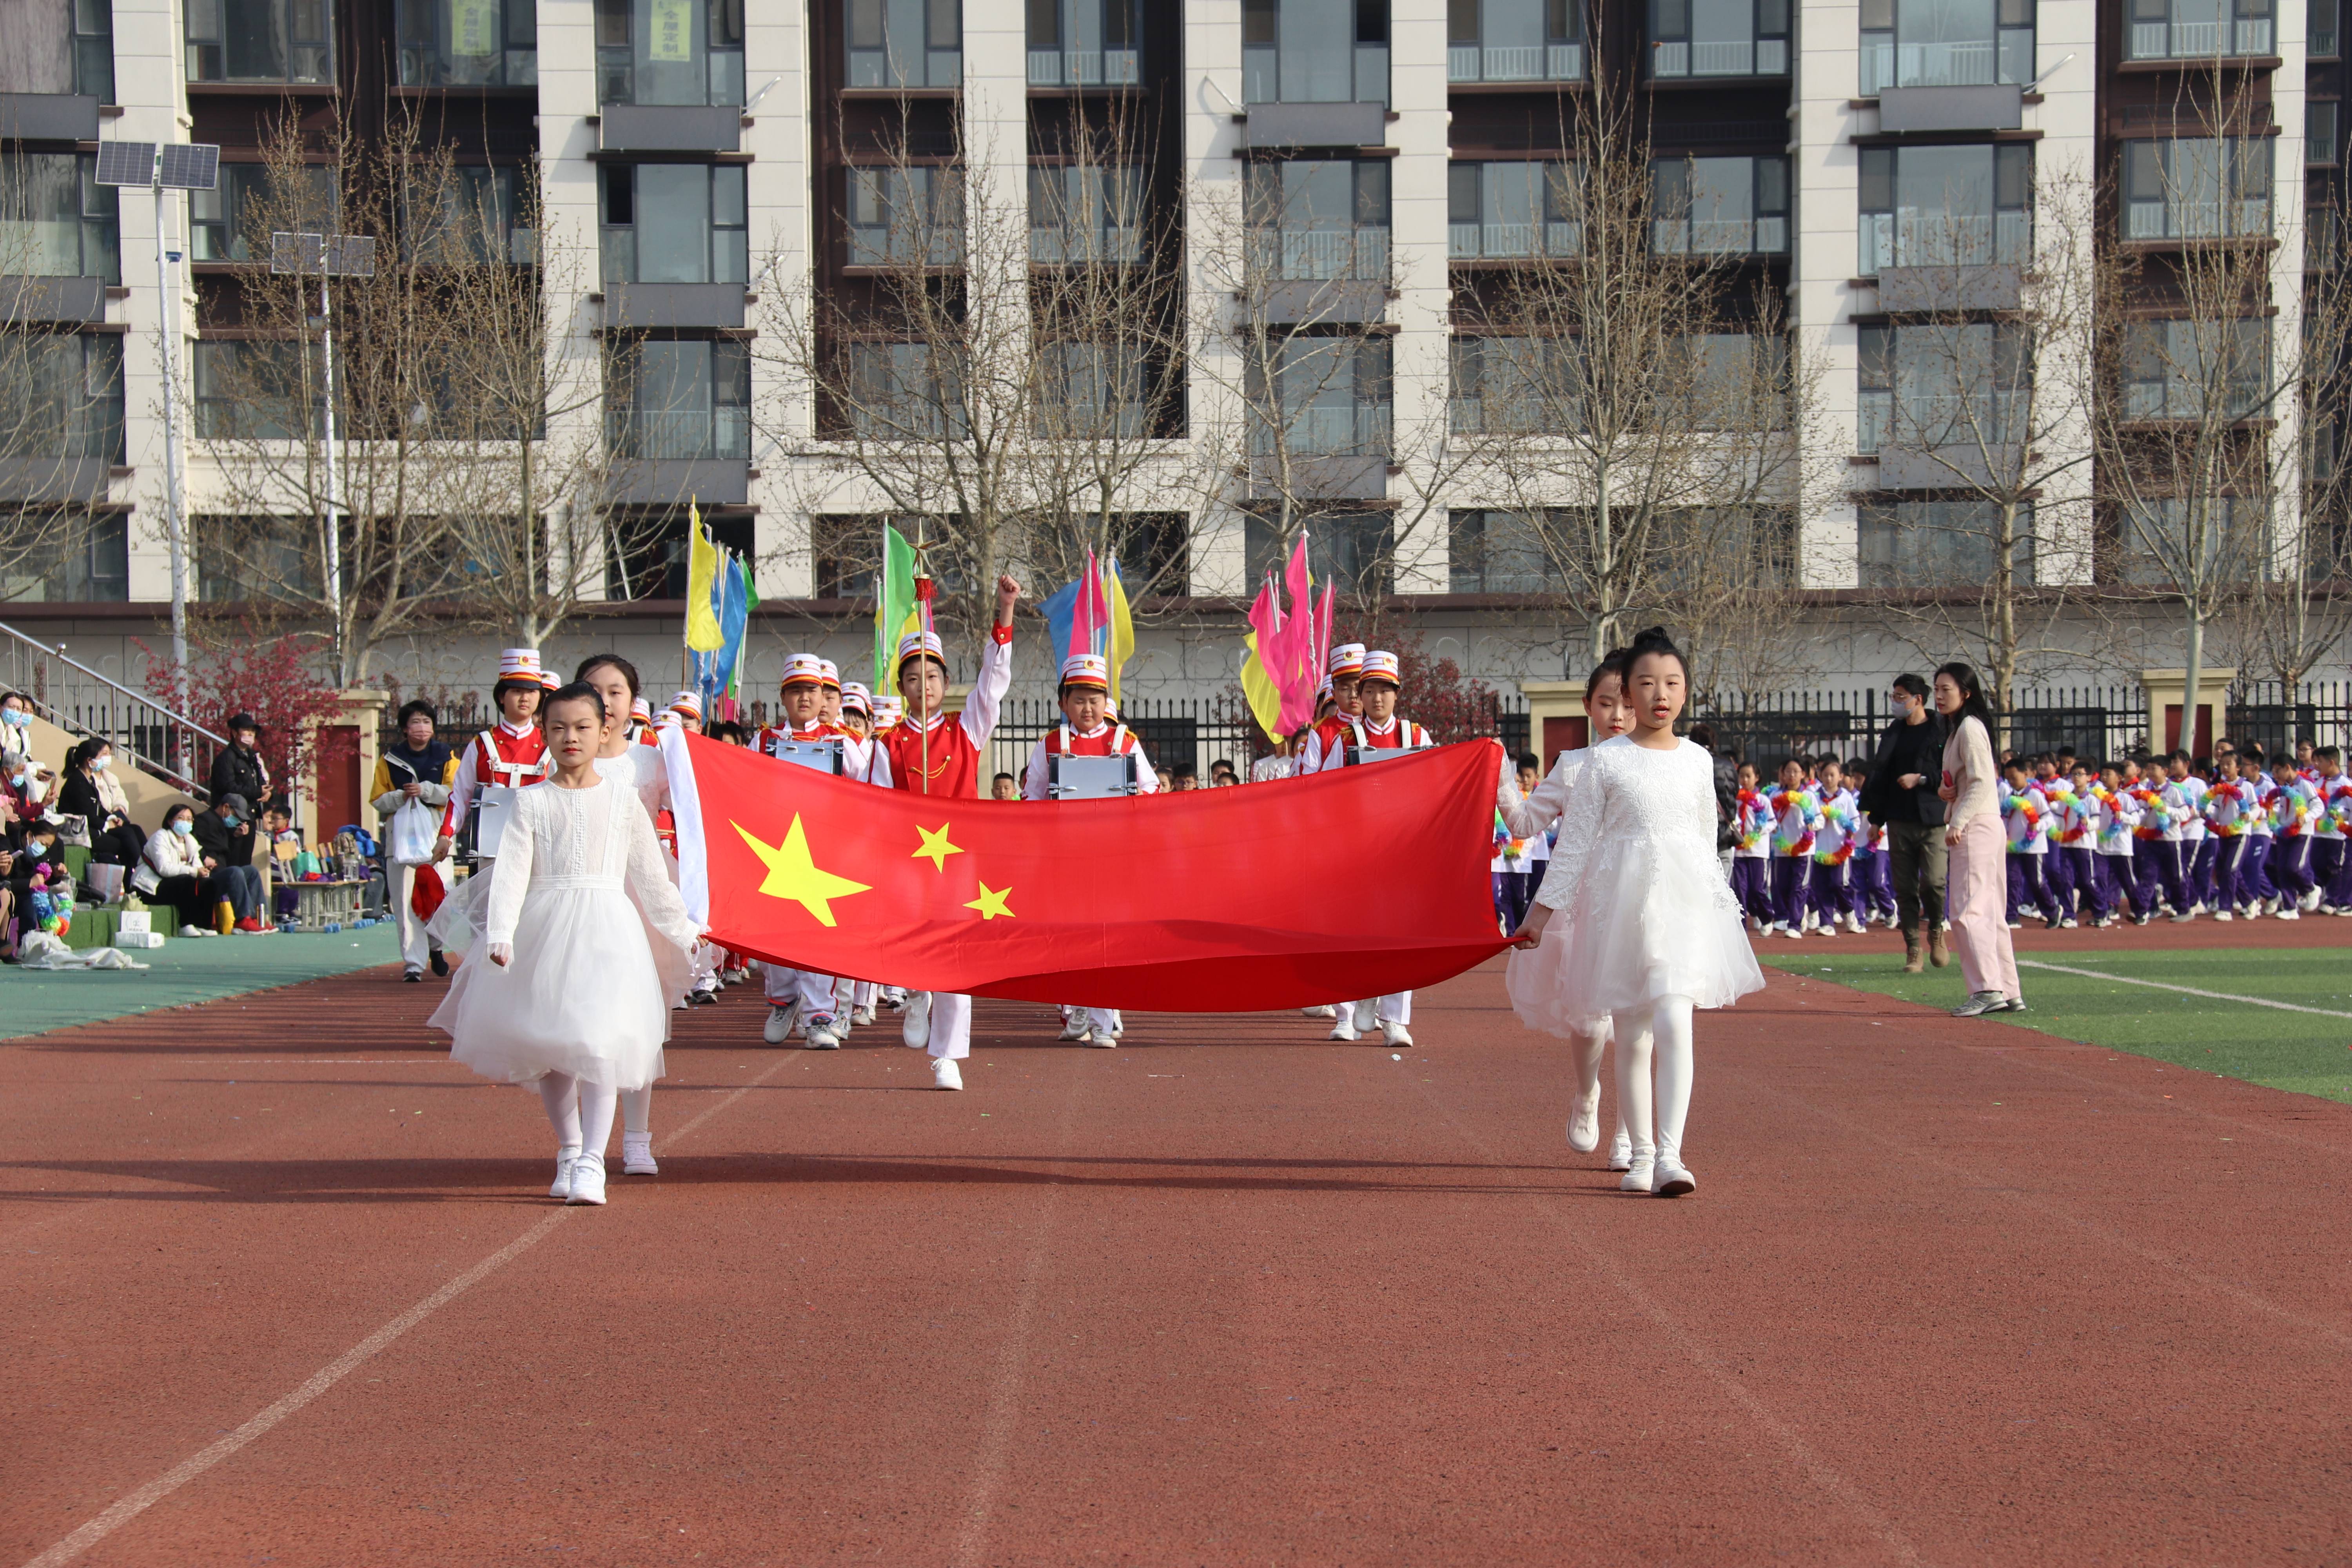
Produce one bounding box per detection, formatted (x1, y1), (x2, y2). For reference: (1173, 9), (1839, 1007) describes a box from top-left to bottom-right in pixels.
(1542, 715), (1590, 768)
(315, 724), (361, 833)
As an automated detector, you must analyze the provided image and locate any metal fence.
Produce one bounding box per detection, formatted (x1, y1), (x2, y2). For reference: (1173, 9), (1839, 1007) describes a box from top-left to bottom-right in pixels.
(2226, 680), (2352, 755)
(0, 619), (224, 800)
(1688, 686), (2151, 773)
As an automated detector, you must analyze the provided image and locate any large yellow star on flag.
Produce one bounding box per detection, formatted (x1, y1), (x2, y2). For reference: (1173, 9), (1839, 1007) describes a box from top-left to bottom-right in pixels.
(964, 881), (1014, 920)
(732, 816), (871, 927)
(912, 822), (962, 871)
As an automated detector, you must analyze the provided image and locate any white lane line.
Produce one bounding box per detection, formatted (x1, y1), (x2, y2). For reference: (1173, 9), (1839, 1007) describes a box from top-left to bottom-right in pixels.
(2016, 960), (2352, 1020)
(21, 1060), (786, 1568)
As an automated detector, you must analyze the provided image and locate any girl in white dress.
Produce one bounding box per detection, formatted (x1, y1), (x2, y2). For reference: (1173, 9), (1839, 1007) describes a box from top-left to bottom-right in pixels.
(1496, 655), (1634, 1165)
(1501, 628), (1764, 1197)
(430, 683), (700, 1205)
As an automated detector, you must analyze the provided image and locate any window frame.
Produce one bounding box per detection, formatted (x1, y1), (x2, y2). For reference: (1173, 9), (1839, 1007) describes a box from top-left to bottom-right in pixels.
(1027, 0), (1142, 85)
(1858, 0), (2034, 95)
(604, 335), (752, 461)
(1243, 0), (1392, 105)
(396, 0), (538, 88)
(2122, 136), (2274, 240)
(1650, 154), (1791, 256)
(846, 0), (963, 89)
(1648, 0), (1788, 79)
(0, 152), (121, 283)
(599, 162), (750, 285)
(2125, 0), (2275, 61)
(1857, 499), (2038, 588)
(1857, 142), (2032, 274)
(1448, 0), (1586, 84)
(1246, 158), (1393, 280)
(183, 0), (334, 85)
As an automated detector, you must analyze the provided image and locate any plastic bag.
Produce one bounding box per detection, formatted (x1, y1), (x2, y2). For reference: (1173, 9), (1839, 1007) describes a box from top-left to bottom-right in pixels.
(385, 798), (439, 866)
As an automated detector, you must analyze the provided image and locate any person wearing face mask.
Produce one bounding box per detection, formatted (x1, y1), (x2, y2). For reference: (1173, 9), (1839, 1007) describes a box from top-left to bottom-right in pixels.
(191, 791), (271, 932)
(58, 739), (146, 867)
(1, 692), (59, 820)
(134, 802), (219, 936)
(1858, 672), (1949, 974)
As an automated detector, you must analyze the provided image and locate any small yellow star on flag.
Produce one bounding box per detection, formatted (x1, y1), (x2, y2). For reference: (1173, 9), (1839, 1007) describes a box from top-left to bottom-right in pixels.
(913, 822), (962, 871)
(964, 881), (1014, 920)
(733, 816), (871, 927)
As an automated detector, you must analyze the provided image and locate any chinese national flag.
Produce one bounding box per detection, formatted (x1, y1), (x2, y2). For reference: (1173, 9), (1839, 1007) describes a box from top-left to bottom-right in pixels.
(663, 731), (1514, 1011)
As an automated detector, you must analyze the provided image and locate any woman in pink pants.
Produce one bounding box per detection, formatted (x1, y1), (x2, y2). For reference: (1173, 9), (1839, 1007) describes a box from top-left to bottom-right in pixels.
(1935, 662), (2022, 1016)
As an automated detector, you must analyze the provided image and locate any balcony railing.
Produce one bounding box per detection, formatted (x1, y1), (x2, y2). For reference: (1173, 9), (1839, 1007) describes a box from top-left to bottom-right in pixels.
(609, 407), (750, 461)
(1252, 405), (1393, 457)
(1859, 212), (2032, 274)
(1027, 48), (1139, 85)
(1447, 42), (1583, 82)
(1449, 220), (1583, 258)
(2123, 198), (2271, 240)
(2127, 17), (2274, 58)
(1859, 391), (2024, 452)
(1652, 216), (1788, 254)
(1859, 30), (2033, 93)
(1031, 224), (1141, 263)
(1650, 38), (1788, 76)
(1249, 225), (1390, 280)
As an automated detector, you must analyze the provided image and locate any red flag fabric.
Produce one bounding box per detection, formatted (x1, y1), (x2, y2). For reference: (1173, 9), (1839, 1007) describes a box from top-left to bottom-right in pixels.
(663, 729), (1512, 1011)
(410, 863), (446, 920)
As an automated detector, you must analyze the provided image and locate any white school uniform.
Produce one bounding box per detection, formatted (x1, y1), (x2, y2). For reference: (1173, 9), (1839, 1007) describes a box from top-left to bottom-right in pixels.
(1317, 715), (1432, 1028)
(1022, 720), (1160, 1042)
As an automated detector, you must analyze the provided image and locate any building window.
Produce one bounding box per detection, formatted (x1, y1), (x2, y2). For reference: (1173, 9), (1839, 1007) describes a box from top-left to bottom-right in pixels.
(1857, 322), (2029, 453)
(2123, 138), (2272, 239)
(608, 505), (752, 600)
(2, 334), (123, 463)
(193, 341), (321, 439)
(1859, 0), (2034, 95)
(1679, 332), (1788, 427)
(838, 342), (958, 438)
(843, 165), (963, 267)
(1649, 0), (1787, 77)
(600, 163), (747, 284)
(195, 514), (327, 603)
(2109, 495), (2267, 585)
(1448, 0), (1583, 83)
(1651, 156), (1789, 255)
(404, 166), (535, 266)
(1245, 159), (1390, 281)
(595, 0), (740, 105)
(0, 509), (127, 603)
(1248, 336), (1392, 457)
(2126, 0), (2273, 60)
(1243, 0), (1390, 105)
(1450, 335), (1575, 433)
(1858, 143), (2029, 274)
(1448, 161), (1579, 259)
(185, 0), (333, 84)
(1449, 510), (1562, 593)
(1029, 164), (1142, 262)
(1244, 510), (1394, 595)
(1027, 0), (1140, 85)
(2311, 102), (2339, 165)
(0, 154), (119, 282)
(2121, 319), (2269, 419)
(606, 338), (750, 460)
(1036, 341), (1148, 436)
(1858, 500), (2035, 587)
(2314, 0), (2339, 55)
(189, 164), (338, 263)
(846, 0), (962, 88)
(397, 0), (536, 87)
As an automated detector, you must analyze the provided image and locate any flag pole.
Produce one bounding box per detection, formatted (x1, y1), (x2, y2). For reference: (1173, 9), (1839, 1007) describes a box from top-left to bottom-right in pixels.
(914, 515), (932, 795)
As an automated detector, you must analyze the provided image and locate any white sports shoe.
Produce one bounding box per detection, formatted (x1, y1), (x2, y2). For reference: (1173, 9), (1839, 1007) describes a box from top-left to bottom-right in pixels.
(1652, 1158), (1697, 1198)
(2212, 911), (2233, 922)
(1380, 1020), (1414, 1048)
(931, 1056), (963, 1091)
(1566, 1091), (1601, 1153)
(1352, 1000), (1378, 1033)
(803, 1017), (842, 1050)
(550, 1146), (581, 1198)
(1608, 1131), (1634, 1172)
(763, 1002), (797, 1045)
(1058, 1018), (1093, 1042)
(2276, 908), (2302, 921)
(851, 1004), (878, 1027)
(566, 1152), (608, 1205)
(1844, 913), (1866, 934)
(1328, 1020), (1361, 1042)
(1301, 1004), (1337, 1019)
(902, 991), (933, 1047)
(621, 1134), (658, 1176)
(1619, 1156), (1655, 1194)
(2302, 889), (2324, 913)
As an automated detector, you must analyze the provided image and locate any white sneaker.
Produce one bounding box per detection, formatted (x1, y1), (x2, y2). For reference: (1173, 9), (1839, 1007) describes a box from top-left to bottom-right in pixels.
(621, 1134), (658, 1176)
(1653, 1158), (1697, 1198)
(1109, 1016), (1124, 1037)
(931, 1057), (963, 1091)
(1058, 1019), (1094, 1042)
(851, 1004), (878, 1027)
(1566, 1091), (1601, 1153)
(1845, 914), (1866, 934)
(2212, 911), (2233, 922)
(902, 991), (933, 1048)
(1620, 1156), (1655, 1194)
(178, 923), (207, 937)
(763, 1002), (797, 1045)
(1380, 1020), (1414, 1047)
(1301, 1004), (1337, 1019)
(550, 1146), (581, 1198)
(803, 1017), (841, 1050)
(1776, 924), (1804, 939)
(1080, 1031), (1118, 1048)
(2301, 889), (2324, 913)
(1328, 1020), (1361, 1042)
(1352, 1000), (1377, 1033)
(1608, 1131), (1634, 1172)
(2059, 918), (2078, 929)
(2276, 908), (2302, 921)
(566, 1152), (608, 1205)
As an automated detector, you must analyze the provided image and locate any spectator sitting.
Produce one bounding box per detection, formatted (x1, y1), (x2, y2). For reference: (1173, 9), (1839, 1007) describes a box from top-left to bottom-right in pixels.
(191, 791), (271, 932)
(7, 813), (74, 953)
(57, 738), (147, 867)
(0, 789), (24, 958)
(207, 714), (272, 814)
(134, 802), (219, 936)
(263, 806), (306, 924)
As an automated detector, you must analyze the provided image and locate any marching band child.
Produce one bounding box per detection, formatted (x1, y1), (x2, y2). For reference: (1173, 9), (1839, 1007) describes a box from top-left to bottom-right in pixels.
(2000, 757), (2062, 929)
(1808, 757), (1862, 935)
(756, 654), (873, 1050)
(432, 649), (551, 943)
(1766, 758), (1820, 938)
(1729, 762), (1773, 930)
(2090, 762), (2143, 926)
(2266, 755), (2321, 916)
(1505, 627), (1763, 1198)
(883, 575), (1024, 1091)
(2201, 753), (2254, 919)
(1296, 646), (1368, 775)
(430, 681), (699, 1207)
(1023, 652), (1160, 1047)
(1314, 650), (1432, 1046)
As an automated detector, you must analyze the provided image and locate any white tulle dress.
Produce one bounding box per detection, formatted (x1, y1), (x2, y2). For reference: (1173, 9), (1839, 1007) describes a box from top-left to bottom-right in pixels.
(429, 775), (699, 1092)
(1499, 736), (1764, 1037)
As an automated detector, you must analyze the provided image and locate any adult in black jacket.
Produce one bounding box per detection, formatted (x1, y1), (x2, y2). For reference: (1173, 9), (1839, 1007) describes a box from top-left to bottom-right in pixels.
(1858, 673), (1949, 971)
(191, 791), (268, 928)
(208, 715), (272, 813)
(56, 738), (147, 866)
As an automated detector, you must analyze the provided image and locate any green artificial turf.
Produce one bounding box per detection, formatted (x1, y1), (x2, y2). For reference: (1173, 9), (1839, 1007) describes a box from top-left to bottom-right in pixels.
(1, 924), (401, 1041)
(1760, 945), (2352, 1104)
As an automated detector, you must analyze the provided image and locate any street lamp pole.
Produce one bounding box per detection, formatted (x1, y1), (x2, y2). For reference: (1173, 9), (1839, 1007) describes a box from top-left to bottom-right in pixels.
(270, 231), (376, 683)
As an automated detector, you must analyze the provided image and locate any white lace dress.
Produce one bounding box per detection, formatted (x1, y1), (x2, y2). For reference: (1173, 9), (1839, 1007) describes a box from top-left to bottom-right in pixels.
(1501, 736), (1763, 1037)
(429, 776), (699, 1091)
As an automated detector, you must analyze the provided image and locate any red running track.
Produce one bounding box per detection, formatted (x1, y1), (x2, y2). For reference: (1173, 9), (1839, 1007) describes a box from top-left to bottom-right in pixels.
(3, 935), (2348, 1566)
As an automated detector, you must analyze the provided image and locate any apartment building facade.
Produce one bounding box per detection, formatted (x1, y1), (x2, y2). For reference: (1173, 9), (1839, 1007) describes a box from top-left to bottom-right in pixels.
(0, 0), (2342, 701)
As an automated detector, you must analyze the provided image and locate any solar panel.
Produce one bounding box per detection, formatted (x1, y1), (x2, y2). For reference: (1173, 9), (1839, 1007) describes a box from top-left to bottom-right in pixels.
(270, 231), (327, 275)
(93, 140), (157, 188)
(158, 143), (221, 192)
(326, 234), (377, 277)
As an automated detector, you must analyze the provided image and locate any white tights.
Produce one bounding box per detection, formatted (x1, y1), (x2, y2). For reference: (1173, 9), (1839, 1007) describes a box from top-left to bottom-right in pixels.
(1568, 1029), (1628, 1148)
(538, 1073), (620, 1160)
(1610, 995), (1695, 1167)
